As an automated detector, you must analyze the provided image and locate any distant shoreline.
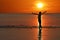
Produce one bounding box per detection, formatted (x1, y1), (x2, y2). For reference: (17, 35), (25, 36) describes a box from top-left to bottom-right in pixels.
(0, 26), (60, 28)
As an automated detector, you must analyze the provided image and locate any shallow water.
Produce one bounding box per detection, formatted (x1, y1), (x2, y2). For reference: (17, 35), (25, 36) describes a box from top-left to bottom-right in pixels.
(0, 28), (60, 40)
(42, 28), (60, 40)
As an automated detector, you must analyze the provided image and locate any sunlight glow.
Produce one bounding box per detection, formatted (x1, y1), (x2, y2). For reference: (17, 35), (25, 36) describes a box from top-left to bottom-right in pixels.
(33, 1), (46, 11)
(38, 22), (39, 26)
(36, 3), (44, 8)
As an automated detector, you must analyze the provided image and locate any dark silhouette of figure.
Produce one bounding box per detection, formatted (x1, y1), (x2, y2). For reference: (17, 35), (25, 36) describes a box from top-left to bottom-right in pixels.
(38, 12), (41, 28)
(38, 12), (41, 40)
(32, 11), (47, 27)
(32, 11), (47, 40)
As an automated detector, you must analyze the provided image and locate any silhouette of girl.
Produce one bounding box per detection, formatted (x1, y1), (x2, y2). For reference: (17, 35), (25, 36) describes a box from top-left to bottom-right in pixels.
(38, 12), (41, 28)
(32, 11), (47, 40)
(32, 11), (46, 27)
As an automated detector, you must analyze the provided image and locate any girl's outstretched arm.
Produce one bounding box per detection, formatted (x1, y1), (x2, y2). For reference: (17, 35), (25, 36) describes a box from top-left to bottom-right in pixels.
(41, 11), (47, 15)
(32, 13), (38, 15)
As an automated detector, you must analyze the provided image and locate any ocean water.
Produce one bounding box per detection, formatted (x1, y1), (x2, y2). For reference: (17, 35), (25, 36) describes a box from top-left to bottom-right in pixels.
(42, 28), (60, 40)
(0, 28), (60, 40)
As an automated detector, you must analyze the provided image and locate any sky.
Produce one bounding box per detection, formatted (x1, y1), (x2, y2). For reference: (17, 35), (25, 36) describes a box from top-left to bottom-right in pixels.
(0, 0), (60, 13)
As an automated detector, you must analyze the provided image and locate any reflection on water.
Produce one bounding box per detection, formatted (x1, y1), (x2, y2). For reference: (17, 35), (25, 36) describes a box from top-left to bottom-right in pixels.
(0, 28), (60, 40)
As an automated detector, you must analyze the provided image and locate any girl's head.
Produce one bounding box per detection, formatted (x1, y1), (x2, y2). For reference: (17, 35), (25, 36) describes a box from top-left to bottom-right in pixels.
(39, 12), (41, 15)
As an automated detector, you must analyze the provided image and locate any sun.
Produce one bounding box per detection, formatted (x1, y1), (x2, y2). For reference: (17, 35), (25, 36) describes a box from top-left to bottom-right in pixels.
(33, 1), (45, 11)
(36, 3), (44, 8)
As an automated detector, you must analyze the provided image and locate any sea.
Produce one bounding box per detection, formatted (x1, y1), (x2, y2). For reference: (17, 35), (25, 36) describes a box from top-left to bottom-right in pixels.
(0, 13), (60, 40)
(0, 28), (60, 40)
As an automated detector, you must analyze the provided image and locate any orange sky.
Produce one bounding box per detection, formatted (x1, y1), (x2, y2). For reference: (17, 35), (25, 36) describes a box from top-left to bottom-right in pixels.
(0, 0), (60, 13)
